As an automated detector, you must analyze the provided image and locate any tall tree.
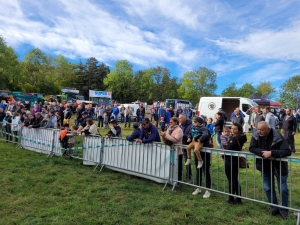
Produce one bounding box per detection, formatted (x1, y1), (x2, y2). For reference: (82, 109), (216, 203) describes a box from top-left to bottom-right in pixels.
(103, 60), (133, 102)
(256, 81), (276, 99)
(278, 75), (300, 108)
(239, 83), (256, 98)
(221, 83), (239, 97)
(178, 67), (217, 105)
(0, 36), (22, 90)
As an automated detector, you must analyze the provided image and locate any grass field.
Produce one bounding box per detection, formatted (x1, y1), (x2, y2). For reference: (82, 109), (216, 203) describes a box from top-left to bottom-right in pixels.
(0, 121), (300, 224)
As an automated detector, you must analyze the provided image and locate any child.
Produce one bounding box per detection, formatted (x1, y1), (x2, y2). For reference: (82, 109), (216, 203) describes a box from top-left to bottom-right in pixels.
(206, 117), (215, 143)
(66, 125), (78, 157)
(60, 124), (70, 155)
(159, 117), (166, 132)
(185, 117), (206, 169)
(220, 127), (231, 149)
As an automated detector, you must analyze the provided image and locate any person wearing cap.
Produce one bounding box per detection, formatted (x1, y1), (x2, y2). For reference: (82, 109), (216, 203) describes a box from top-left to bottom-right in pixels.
(77, 111), (90, 132)
(105, 119), (122, 138)
(126, 122), (141, 141)
(136, 118), (160, 143)
(185, 116), (212, 198)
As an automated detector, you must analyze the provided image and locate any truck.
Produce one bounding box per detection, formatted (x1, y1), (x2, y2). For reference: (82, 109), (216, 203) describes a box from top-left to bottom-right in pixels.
(197, 97), (258, 131)
(89, 90), (112, 106)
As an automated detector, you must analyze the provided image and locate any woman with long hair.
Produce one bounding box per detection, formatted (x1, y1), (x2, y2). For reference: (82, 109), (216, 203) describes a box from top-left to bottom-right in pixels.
(224, 123), (247, 204)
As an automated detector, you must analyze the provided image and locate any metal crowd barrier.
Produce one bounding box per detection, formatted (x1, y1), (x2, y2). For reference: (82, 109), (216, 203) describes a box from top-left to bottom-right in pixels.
(172, 144), (300, 221)
(20, 126), (61, 155)
(0, 121), (22, 145)
(82, 134), (103, 166)
(100, 138), (176, 187)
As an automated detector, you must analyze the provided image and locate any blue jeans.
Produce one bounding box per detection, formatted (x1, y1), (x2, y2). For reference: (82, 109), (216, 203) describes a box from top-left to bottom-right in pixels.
(216, 132), (221, 149)
(263, 171), (288, 209)
(120, 114), (125, 123)
(113, 114), (118, 120)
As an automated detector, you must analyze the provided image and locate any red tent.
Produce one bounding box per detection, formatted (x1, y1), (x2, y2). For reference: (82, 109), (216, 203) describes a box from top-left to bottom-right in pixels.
(270, 101), (282, 107)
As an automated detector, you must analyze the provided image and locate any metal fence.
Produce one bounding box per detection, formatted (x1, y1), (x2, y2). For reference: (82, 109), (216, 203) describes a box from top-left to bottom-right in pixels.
(0, 126), (300, 223)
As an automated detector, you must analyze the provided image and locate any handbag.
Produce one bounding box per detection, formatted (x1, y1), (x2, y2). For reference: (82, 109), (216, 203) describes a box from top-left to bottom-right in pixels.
(235, 136), (249, 169)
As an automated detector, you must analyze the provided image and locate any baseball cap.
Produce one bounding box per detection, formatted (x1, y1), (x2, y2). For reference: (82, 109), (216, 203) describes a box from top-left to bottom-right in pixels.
(109, 119), (117, 124)
(194, 117), (204, 124)
(133, 122), (139, 128)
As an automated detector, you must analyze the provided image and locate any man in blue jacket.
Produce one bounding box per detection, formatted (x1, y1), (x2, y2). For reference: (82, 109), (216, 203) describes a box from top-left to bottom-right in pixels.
(136, 118), (161, 143)
(112, 104), (119, 121)
(126, 122), (141, 141)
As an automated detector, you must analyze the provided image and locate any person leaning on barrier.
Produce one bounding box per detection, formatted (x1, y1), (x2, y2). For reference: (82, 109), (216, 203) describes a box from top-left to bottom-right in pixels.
(160, 117), (183, 186)
(136, 118), (161, 143)
(81, 118), (98, 137)
(224, 123), (247, 205)
(40, 114), (54, 128)
(28, 112), (43, 129)
(77, 111), (90, 132)
(126, 122), (141, 141)
(249, 121), (291, 220)
(178, 113), (193, 183)
(105, 119), (122, 139)
(3, 111), (12, 142)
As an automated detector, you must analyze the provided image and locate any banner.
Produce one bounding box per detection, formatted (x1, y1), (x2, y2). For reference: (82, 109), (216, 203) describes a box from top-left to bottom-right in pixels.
(89, 90), (112, 98)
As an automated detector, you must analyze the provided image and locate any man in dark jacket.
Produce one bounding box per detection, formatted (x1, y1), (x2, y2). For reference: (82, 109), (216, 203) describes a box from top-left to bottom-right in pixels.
(214, 112), (224, 149)
(126, 122), (141, 141)
(281, 108), (297, 153)
(105, 119), (122, 138)
(28, 112), (43, 129)
(136, 118), (160, 143)
(179, 113), (193, 182)
(250, 121), (291, 220)
(232, 109), (245, 126)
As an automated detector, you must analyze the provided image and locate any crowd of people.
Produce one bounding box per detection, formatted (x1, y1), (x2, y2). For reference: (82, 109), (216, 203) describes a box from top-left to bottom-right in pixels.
(0, 99), (297, 219)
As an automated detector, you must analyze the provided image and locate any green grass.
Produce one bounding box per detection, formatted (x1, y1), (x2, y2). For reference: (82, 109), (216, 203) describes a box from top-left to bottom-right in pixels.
(0, 121), (300, 224)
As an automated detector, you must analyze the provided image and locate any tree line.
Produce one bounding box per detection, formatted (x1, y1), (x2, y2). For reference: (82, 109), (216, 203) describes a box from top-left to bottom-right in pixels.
(0, 36), (299, 107)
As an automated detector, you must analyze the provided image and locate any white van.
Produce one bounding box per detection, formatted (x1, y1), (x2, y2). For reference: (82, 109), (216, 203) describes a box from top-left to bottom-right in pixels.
(197, 97), (258, 132)
(118, 104), (139, 121)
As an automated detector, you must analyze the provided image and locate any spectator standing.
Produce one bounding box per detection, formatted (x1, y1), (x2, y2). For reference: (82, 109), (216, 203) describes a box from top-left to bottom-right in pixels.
(214, 112), (224, 149)
(250, 121), (291, 220)
(231, 109), (245, 126)
(124, 105), (132, 128)
(251, 106), (265, 132)
(111, 104), (119, 121)
(152, 106), (159, 127)
(11, 112), (20, 143)
(185, 107), (193, 119)
(224, 123), (247, 204)
(97, 104), (105, 128)
(176, 106), (183, 117)
(136, 118), (161, 143)
(264, 106), (276, 129)
(281, 108), (297, 153)
(136, 104), (146, 122)
(168, 106), (175, 117)
(218, 108), (228, 123)
(126, 122), (141, 141)
(3, 111), (12, 142)
(178, 114), (193, 183)
(160, 117), (183, 184)
(120, 105), (126, 124)
(230, 107), (245, 121)
(31, 103), (41, 115)
(165, 108), (171, 127)
(206, 117), (215, 142)
(49, 111), (57, 129)
(296, 109), (300, 133)
(158, 105), (166, 122)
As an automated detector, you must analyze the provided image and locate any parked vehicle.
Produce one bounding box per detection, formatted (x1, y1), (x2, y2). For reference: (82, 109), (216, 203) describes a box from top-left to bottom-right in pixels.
(197, 97), (258, 131)
(117, 104), (139, 121)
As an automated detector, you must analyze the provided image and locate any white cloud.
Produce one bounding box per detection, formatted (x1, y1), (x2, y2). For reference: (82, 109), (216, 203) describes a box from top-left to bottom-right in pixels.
(0, 0), (199, 68)
(213, 23), (300, 61)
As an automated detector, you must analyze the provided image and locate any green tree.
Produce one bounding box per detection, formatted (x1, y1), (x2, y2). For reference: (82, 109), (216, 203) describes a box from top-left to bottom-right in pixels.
(133, 69), (154, 102)
(103, 60), (133, 102)
(239, 83), (256, 98)
(0, 36), (22, 90)
(221, 83), (239, 97)
(178, 67), (217, 105)
(256, 81), (276, 99)
(278, 75), (300, 108)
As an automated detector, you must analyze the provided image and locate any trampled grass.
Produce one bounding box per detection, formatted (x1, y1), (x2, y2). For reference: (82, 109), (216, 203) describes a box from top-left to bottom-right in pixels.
(0, 123), (300, 224)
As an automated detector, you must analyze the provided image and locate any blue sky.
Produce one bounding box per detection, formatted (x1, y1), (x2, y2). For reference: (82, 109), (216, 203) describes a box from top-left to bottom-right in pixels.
(1, 0), (300, 96)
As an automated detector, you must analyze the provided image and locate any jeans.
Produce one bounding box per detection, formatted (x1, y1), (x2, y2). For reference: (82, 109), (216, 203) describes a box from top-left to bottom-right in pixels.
(98, 116), (103, 127)
(139, 116), (144, 122)
(262, 171), (288, 209)
(120, 114), (125, 123)
(124, 116), (131, 127)
(182, 149), (192, 180)
(225, 157), (241, 201)
(113, 114), (118, 120)
(194, 151), (211, 188)
(216, 132), (221, 149)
